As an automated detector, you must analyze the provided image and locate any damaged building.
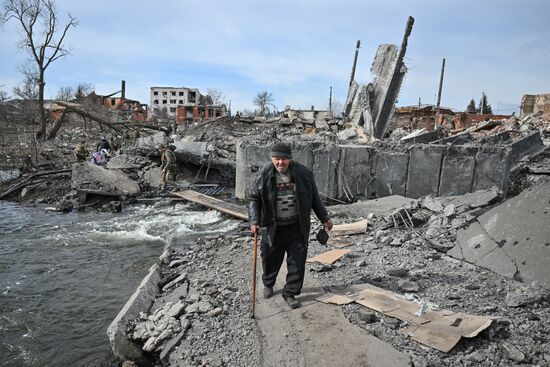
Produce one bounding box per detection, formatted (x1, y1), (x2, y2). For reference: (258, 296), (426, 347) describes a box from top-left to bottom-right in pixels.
(149, 86), (227, 123)
(521, 93), (550, 115)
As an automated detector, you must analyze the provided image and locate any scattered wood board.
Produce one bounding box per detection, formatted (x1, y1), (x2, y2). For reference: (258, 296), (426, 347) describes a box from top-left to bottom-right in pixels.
(172, 190), (248, 220)
(306, 249), (351, 264)
(331, 219), (369, 236)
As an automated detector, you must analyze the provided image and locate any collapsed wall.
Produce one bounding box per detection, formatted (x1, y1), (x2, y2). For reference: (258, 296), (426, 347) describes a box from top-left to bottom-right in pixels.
(236, 140), (512, 201)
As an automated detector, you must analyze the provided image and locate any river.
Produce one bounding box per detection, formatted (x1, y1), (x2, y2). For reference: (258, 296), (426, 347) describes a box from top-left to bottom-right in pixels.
(0, 200), (239, 367)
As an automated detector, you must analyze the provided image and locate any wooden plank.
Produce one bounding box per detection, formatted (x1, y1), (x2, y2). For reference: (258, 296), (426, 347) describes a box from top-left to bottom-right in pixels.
(172, 190), (249, 221)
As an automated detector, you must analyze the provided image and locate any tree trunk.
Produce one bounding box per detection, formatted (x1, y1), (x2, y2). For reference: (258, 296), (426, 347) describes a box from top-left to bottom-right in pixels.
(38, 69), (47, 141)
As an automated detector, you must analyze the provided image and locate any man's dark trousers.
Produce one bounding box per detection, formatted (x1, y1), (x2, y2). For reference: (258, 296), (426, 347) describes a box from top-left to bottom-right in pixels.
(260, 222), (307, 297)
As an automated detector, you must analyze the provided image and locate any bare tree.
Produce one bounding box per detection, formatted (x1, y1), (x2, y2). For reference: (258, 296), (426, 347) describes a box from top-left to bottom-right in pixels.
(253, 91), (276, 117)
(12, 70), (40, 124)
(55, 85), (74, 101)
(3, 0), (77, 140)
(206, 88), (226, 106)
(74, 82), (93, 100)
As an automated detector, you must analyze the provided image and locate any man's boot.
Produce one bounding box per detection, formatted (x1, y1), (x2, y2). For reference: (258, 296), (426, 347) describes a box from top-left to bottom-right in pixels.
(283, 295), (300, 309)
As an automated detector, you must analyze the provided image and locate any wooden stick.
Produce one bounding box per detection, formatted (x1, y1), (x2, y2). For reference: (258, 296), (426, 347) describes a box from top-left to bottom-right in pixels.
(252, 231), (258, 318)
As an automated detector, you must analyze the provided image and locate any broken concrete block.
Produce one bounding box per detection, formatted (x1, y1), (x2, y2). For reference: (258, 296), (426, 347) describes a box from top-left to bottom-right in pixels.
(337, 128), (357, 140)
(315, 118), (330, 130)
(106, 154), (143, 170)
(499, 341), (526, 363)
(235, 141), (270, 200)
(406, 146), (444, 198)
(374, 150), (409, 197)
(107, 265), (161, 363)
(448, 181), (550, 288)
(472, 146), (512, 193)
(508, 130), (544, 163)
(505, 287), (546, 307)
(398, 280), (419, 292)
(72, 162), (140, 195)
(312, 144), (340, 199)
(401, 129), (442, 144)
(439, 146), (476, 196)
(337, 145), (374, 199)
(421, 196), (444, 213)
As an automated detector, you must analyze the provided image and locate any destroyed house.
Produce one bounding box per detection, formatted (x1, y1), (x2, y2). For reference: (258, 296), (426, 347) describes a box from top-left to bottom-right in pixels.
(521, 93), (550, 115)
(86, 92), (148, 123)
(284, 106), (333, 121)
(149, 86), (227, 122)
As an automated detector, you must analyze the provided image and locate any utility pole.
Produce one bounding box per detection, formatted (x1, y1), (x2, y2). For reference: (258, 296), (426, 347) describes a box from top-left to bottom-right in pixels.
(349, 40), (361, 87)
(480, 92), (485, 115)
(434, 58), (446, 131)
(329, 86), (333, 112)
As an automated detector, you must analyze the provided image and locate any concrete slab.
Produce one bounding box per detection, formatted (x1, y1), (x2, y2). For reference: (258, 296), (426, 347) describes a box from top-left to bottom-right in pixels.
(173, 141), (209, 156)
(472, 146), (512, 193)
(312, 144), (340, 200)
(448, 181), (550, 289)
(374, 150), (409, 197)
(106, 154), (143, 170)
(255, 256), (410, 367)
(338, 145), (374, 199)
(235, 141), (270, 199)
(508, 130), (544, 163)
(439, 146), (477, 196)
(406, 145), (444, 198)
(329, 195), (417, 218)
(107, 264), (161, 363)
(72, 162), (140, 195)
(401, 129), (442, 144)
(438, 132), (473, 145)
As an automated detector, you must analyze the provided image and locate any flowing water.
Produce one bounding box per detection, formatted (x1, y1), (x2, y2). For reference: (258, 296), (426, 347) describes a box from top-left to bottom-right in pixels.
(0, 201), (239, 367)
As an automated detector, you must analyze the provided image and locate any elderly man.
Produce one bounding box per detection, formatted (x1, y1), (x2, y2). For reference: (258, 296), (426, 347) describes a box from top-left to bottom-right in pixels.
(249, 142), (333, 309)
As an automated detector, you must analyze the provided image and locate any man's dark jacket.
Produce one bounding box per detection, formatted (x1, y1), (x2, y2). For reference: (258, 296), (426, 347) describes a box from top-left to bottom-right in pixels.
(248, 161), (330, 246)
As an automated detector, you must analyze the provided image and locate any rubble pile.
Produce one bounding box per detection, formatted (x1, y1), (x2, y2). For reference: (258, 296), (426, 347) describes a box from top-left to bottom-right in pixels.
(120, 233), (262, 366)
(114, 182), (550, 366)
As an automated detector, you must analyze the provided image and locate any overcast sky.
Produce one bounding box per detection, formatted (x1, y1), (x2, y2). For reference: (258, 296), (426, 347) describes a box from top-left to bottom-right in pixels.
(1, 0), (549, 114)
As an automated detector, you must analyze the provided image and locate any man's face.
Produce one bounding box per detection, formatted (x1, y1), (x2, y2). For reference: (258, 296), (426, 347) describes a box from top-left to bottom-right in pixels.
(271, 156), (290, 173)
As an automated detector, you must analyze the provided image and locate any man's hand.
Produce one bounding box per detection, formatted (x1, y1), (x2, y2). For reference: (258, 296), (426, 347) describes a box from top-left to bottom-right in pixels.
(251, 225), (259, 234)
(324, 219), (333, 231)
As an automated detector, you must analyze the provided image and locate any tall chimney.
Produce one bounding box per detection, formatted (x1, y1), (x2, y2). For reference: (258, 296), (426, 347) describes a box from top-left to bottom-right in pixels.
(121, 80), (126, 99)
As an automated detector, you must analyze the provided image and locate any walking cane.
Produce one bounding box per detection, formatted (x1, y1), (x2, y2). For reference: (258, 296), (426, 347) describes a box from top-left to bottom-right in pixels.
(251, 230), (258, 318)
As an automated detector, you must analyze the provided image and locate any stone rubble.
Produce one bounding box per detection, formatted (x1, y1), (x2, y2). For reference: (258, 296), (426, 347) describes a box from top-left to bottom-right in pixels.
(115, 184), (550, 367)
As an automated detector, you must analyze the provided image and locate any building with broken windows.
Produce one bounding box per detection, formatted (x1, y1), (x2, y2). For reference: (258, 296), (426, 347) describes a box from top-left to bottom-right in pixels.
(149, 87), (227, 123)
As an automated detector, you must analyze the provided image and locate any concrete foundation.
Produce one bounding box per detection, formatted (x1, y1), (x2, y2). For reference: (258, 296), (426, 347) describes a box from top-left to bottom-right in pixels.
(338, 145), (374, 200)
(439, 146), (477, 196)
(374, 150), (409, 197)
(472, 146), (512, 193)
(236, 141), (513, 202)
(406, 146), (444, 198)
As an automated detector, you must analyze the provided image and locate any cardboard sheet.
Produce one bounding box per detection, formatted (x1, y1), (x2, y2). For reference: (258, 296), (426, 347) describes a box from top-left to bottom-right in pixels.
(331, 219), (369, 236)
(306, 249), (351, 264)
(321, 282), (495, 353)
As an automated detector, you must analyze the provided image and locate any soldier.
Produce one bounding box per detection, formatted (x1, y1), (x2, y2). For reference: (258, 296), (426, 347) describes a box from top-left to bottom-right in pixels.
(74, 141), (88, 162)
(160, 145), (177, 189)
